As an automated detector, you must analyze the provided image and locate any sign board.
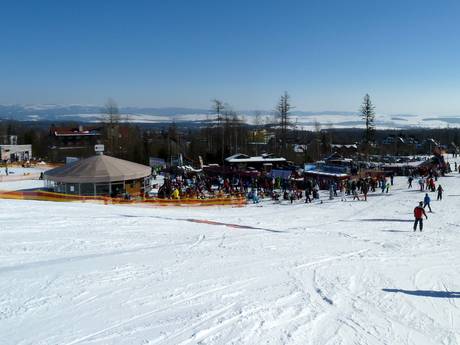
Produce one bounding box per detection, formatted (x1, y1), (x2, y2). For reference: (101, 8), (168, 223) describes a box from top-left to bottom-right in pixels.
(149, 157), (166, 168)
(304, 164), (316, 171)
(66, 157), (79, 164)
(270, 169), (292, 179)
(94, 144), (105, 153)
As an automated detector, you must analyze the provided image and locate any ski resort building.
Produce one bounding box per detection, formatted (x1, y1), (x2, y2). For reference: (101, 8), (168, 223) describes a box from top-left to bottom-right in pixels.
(43, 154), (152, 197)
(225, 153), (287, 171)
(0, 144), (32, 162)
(49, 124), (103, 162)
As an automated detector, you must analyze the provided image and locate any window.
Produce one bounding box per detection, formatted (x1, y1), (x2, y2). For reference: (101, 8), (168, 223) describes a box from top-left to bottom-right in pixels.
(95, 184), (110, 196)
(80, 183), (95, 196)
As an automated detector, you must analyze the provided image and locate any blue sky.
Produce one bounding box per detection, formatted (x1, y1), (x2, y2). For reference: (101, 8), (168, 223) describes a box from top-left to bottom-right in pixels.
(1, 0), (460, 115)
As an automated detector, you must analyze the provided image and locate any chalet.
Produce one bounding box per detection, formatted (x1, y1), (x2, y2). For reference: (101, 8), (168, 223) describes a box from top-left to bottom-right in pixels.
(225, 153), (287, 171)
(381, 135), (417, 155)
(418, 138), (441, 154)
(330, 143), (358, 157)
(49, 125), (103, 161)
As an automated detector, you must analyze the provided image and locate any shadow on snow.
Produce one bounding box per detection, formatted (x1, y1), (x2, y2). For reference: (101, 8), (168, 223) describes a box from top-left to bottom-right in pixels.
(382, 289), (460, 298)
(358, 218), (413, 223)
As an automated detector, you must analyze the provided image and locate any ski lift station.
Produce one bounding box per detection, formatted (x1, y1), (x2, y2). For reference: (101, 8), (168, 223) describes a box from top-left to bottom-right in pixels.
(43, 146), (152, 197)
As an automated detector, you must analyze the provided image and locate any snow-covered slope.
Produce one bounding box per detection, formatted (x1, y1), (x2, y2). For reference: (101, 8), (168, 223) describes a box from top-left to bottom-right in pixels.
(1, 159), (460, 344)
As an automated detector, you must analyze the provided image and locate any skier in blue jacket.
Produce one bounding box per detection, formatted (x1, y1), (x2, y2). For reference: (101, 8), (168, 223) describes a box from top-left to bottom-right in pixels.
(423, 193), (432, 212)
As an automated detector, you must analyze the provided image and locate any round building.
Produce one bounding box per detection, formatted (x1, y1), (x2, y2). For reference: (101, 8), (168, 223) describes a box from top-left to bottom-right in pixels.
(44, 154), (152, 197)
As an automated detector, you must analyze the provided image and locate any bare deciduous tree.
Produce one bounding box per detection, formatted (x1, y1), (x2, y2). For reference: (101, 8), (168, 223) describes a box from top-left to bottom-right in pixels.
(101, 98), (121, 155)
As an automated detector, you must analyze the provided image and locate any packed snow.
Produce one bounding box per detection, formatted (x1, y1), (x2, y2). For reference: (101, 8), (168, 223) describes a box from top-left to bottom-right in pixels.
(1, 159), (460, 344)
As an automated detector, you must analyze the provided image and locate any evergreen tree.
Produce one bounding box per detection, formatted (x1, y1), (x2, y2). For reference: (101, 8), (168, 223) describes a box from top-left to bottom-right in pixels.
(276, 91), (293, 154)
(361, 94), (376, 144)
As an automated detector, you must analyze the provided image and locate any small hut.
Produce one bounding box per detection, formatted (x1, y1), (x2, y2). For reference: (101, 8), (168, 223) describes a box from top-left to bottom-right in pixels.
(44, 154), (152, 197)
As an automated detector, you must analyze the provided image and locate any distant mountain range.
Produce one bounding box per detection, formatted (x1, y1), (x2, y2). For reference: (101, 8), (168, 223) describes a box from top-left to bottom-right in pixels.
(0, 104), (459, 129)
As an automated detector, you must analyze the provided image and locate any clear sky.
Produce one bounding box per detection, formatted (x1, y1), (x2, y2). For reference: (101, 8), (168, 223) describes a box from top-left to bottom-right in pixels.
(1, 0), (460, 115)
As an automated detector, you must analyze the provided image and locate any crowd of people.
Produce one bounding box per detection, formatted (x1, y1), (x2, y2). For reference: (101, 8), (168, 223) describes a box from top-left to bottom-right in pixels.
(153, 155), (459, 233)
(154, 159), (455, 208)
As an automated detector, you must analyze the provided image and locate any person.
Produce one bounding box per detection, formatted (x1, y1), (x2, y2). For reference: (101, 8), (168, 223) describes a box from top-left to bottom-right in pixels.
(385, 181), (390, 193)
(352, 188), (360, 201)
(305, 188), (312, 203)
(312, 183), (319, 199)
(171, 187), (180, 200)
(362, 181), (369, 201)
(423, 193), (432, 212)
(413, 201), (428, 232)
(252, 189), (260, 204)
(340, 183), (347, 202)
(418, 177), (424, 191)
(289, 190), (295, 204)
(437, 184), (444, 200)
(408, 176), (413, 188)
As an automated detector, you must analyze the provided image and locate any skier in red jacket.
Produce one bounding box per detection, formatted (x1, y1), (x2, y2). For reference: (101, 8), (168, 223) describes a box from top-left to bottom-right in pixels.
(413, 201), (428, 232)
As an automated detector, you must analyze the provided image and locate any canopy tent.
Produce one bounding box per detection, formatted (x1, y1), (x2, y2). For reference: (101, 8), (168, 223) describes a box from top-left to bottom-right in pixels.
(44, 155), (151, 183)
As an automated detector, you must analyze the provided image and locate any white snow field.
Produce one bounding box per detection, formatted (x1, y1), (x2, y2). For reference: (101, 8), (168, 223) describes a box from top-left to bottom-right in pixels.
(1, 162), (460, 344)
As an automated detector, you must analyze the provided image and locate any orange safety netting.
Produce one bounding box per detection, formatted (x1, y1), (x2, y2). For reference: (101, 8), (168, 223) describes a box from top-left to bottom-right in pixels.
(0, 190), (246, 207)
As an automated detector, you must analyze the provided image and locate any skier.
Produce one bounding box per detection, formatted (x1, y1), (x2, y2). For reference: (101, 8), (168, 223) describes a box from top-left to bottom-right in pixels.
(423, 193), (432, 212)
(408, 176), (413, 188)
(413, 201), (428, 232)
(385, 181), (390, 193)
(437, 184), (444, 201)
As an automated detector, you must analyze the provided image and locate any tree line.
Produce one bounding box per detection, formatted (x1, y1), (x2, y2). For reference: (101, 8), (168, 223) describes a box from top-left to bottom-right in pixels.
(1, 94), (459, 165)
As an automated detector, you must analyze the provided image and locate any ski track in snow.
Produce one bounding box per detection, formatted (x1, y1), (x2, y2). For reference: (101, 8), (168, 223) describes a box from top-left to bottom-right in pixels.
(1, 158), (460, 344)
